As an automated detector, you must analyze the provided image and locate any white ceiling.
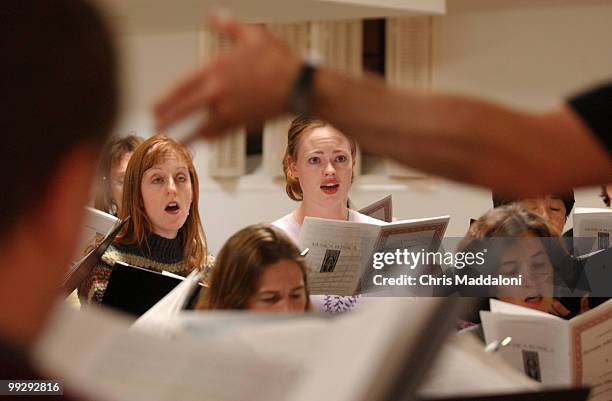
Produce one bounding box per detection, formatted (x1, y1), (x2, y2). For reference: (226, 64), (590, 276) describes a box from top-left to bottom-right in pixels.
(100, 0), (445, 32)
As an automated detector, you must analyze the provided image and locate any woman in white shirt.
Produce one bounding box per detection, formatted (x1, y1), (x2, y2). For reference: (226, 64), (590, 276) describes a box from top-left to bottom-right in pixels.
(272, 116), (381, 313)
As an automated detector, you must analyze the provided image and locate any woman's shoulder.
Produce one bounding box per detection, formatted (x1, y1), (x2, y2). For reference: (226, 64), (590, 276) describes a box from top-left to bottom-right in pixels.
(101, 240), (148, 263)
(100, 243), (125, 266)
(201, 254), (216, 282)
(271, 213), (300, 243)
(100, 242), (168, 272)
(204, 253), (215, 267)
(271, 212), (294, 228)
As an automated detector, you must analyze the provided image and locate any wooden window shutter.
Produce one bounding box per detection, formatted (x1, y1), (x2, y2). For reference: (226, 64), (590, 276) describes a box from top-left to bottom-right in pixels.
(310, 20), (362, 76)
(200, 27), (246, 178)
(262, 22), (310, 177)
(385, 16), (432, 178)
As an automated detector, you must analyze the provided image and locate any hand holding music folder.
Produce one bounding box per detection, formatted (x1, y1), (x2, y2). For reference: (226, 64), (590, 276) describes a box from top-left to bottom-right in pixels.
(61, 216), (128, 295)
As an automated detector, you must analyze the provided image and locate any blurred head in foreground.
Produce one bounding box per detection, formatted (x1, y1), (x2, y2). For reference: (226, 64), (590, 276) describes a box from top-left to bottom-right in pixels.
(0, 0), (117, 346)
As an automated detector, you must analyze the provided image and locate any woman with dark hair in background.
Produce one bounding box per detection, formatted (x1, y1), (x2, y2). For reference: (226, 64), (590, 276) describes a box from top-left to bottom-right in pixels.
(491, 192), (575, 237)
(93, 134), (144, 215)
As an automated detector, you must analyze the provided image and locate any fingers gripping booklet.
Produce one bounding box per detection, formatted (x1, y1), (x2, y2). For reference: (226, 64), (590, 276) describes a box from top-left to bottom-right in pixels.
(298, 215), (449, 296)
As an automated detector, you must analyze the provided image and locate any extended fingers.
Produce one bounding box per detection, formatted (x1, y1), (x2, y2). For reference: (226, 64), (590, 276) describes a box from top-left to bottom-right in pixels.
(550, 299), (570, 317)
(154, 18), (288, 140)
(187, 109), (238, 141)
(155, 65), (223, 131)
(210, 15), (254, 42)
(155, 66), (208, 121)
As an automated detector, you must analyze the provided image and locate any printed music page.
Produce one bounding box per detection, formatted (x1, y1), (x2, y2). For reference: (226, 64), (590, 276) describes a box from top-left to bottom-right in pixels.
(33, 304), (297, 401)
(365, 216), (448, 295)
(299, 216), (449, 296)
(481, 302), (571, 386)
(289, 298), (447, 401)
(569, 300), (612, 401)
(35, 298), (449, 401)
(299, 217), (380, 295)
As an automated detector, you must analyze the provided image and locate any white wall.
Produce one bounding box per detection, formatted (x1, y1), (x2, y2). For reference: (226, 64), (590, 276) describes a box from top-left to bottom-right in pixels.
(433, 0), (612, 107)
(112, 0), (612, 253)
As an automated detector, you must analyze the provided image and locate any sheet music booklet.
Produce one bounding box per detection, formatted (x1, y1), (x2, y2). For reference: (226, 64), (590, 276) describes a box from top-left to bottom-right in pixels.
(299, 215), (449, 295)
(481, 298), (612, 401)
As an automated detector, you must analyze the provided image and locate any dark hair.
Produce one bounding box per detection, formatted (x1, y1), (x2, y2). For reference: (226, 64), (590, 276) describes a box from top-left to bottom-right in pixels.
(1, 1), (117, 233)
(282, 116), (357, 201)
(492, 191), (575, 218)
(466, 204), (561, 239)
(196, 224), (310, 310)
(601, 185), (611, 207)
(94, 134), (144, 214)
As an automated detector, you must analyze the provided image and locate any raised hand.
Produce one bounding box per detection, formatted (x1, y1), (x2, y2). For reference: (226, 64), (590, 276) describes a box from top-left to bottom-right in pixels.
(154, 16), (302, 141)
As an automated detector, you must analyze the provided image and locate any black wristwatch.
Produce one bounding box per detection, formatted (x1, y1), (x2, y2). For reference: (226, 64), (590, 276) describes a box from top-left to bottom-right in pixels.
(287, 62), (317, 117)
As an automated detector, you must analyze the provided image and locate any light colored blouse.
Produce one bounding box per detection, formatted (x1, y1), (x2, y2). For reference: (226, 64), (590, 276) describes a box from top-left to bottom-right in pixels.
(272, 209), (384, 314)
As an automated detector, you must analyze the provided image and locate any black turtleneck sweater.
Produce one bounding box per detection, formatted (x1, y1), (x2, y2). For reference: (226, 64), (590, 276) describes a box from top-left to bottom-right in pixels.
(79, 231), (197, 304)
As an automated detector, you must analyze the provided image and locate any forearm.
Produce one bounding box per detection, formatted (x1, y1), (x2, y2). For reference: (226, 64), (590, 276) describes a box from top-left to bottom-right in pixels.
(311, 67), (612, 195)
(155, 19), (611, 196)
